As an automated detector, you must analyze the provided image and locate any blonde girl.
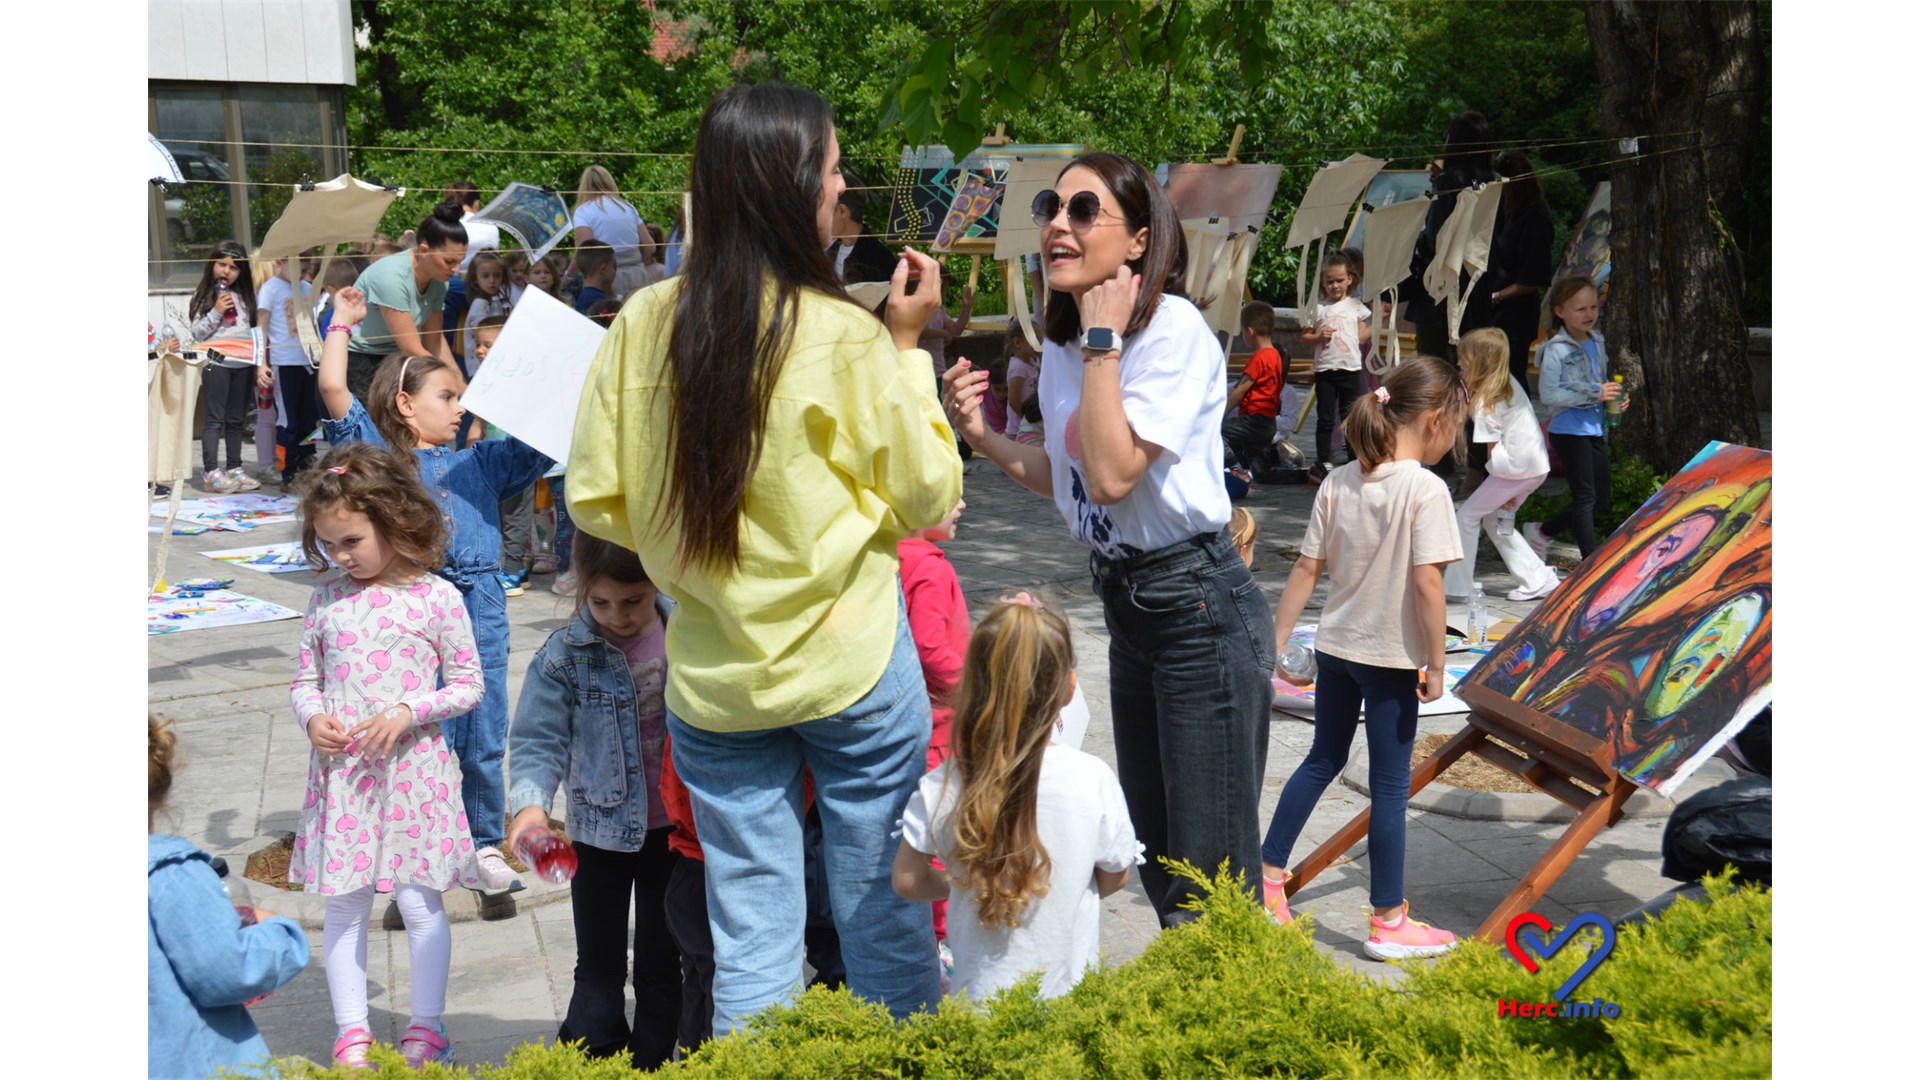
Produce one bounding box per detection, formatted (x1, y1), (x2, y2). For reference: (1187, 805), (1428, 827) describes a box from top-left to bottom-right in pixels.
(893, 595), (1141, 999)
(1446, 328), (1560, 602)
(460, 250), (513, 372)
(1261, 356), (1468, 960)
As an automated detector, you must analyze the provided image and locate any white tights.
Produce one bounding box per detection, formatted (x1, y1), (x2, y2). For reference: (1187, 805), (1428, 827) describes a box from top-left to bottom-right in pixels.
(323, 884), (451, 1030)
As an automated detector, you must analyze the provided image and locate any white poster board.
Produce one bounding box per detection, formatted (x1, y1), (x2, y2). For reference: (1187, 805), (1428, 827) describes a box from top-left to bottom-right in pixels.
(458, 286), (606, 465)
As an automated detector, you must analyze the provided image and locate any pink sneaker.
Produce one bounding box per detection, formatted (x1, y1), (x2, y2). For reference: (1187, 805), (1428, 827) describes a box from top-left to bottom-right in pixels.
(1263, 872), (1294, 925)
(400, 1020), (455, 1070)
(1363, 903), (1457, 960)
(331, 1027), (375, 1070)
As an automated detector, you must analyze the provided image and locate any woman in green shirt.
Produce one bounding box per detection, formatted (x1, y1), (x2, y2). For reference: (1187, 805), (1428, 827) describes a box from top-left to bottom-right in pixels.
(342, 201), (468, 401)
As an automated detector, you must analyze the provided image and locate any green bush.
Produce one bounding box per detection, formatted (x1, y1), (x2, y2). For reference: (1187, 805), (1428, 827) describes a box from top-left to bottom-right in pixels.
(1517, 447), (1668, 540)
(256, 866), (1768, 1079)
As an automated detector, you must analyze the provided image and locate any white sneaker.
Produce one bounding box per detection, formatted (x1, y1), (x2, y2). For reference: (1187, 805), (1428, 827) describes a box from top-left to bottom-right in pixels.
(550, 571), (576, 597)
(1507, 574), (1561, 603)
(204, 469), (238, 494)
(1520, 522), (1551, 559)
(474, 846), (520, 892)
(230, 469), (262, 492)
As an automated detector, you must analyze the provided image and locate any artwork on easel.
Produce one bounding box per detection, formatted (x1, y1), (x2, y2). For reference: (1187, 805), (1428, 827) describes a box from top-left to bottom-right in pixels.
(148, 586), (303, 635)
(889, 144), (1082, 247)
(202, 543), (311, 574)
(1462, 441), (1771, 794)
(472, 182), (574, 261)
(1271, 624), (1478, 717)
(1341, 169), (1433, 252)
(1551, 182), (1613, 323)
(931, 172), (1003, 254)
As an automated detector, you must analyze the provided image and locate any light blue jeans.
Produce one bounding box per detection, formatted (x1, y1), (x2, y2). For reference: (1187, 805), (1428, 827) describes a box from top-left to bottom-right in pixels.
(666, 593), (940, 1034)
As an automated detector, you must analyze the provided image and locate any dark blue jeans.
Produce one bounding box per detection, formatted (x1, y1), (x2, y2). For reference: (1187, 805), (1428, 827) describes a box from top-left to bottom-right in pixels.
(1095, 529), (1274, 926)
(1260, 651), (1417, 909)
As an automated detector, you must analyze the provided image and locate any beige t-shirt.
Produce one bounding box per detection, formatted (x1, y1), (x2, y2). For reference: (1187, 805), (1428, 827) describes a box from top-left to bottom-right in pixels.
(1299, 458), (1463, 669)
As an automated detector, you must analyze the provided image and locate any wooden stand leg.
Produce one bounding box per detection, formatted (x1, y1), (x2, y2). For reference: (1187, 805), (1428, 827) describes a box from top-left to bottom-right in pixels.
(1286, 727), (1486, 897)
(1470, 779), (1636, 942)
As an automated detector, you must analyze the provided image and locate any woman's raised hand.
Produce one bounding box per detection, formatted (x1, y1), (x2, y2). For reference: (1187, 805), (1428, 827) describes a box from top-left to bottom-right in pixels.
(1075, 265), (1140, 341)
(941, 358), (992, 447)
(885, 246), (941, 351)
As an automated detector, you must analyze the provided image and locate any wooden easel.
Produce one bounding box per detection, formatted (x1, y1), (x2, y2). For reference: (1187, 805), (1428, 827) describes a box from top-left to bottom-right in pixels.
(1283, 681), (1637, 943)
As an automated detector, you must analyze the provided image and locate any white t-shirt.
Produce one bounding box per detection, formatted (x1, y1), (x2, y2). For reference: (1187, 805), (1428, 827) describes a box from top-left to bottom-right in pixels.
(1312, 296), (1370, 372)
(901, 747), (1142, 1001)
(458, 212), (501, 274)
(1473, 378), (1550, 479)
(1037, 295), (1230, 559)
(255, 275), (314, 366)
(573, 197), (644, 264)
(1299, 458), (1463, 669)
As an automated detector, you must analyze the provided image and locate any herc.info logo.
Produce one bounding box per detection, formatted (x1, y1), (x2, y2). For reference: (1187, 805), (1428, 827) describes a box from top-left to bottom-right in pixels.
(1498, 912), (1622, 1019)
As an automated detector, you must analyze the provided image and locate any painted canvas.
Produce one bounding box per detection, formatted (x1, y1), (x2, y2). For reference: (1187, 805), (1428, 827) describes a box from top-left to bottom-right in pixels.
(472, 182), (574, 261)
(1162, 163), (1285, 233)
(931, 171), (1003, 253)
(1271, 624), (1479, 718)
(148, 587), (303, 635)
(1551, 182), (1613, 325)
(202, 543), (311, 574)
(888, 144), (1082, 246)
(153, 495), (300, 531)
(1461, 441), (1771, 794)
(1342, 170), (1433, 251)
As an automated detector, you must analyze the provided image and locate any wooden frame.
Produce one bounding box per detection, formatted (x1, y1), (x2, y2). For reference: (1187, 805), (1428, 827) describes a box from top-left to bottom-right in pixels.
(1283, 681), (1635, 943)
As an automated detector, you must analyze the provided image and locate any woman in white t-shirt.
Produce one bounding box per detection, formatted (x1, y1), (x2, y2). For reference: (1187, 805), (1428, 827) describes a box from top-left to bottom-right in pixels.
(566, 165), (648, 298)
(941, 152), (1274, 927)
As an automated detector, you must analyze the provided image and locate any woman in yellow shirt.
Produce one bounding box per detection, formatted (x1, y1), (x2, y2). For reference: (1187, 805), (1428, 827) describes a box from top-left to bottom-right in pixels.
(568, 82), (961, 1036)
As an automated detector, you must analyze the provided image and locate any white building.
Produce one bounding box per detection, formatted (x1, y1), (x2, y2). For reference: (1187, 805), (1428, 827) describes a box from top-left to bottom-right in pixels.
(148, 0), (356, 320)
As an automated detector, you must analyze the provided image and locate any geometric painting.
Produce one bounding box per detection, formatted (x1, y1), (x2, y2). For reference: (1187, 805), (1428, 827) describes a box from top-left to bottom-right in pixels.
(1461, 441), (1771, 794)
(886, 143), (1083, 246)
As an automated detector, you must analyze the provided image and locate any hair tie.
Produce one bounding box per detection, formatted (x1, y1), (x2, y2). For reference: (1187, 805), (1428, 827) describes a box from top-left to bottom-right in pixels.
(327, 466), (347, 474)
(1000, 591), (1046, 611)
(1374, 386), (1391, 405)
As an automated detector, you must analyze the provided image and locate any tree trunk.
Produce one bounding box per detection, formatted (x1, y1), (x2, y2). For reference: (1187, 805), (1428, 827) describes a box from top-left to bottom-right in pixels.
(1586, 0), (1764, 472)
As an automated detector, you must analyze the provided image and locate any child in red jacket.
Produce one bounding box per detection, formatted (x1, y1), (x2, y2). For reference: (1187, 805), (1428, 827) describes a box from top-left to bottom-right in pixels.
(897, 499), (969, 949)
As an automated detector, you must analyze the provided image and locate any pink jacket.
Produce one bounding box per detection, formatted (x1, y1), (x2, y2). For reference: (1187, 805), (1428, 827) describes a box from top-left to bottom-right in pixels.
(897, 537), (969, 771)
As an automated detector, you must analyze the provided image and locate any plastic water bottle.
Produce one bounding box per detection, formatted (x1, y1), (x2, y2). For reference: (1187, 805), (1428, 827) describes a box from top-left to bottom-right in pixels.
(1466, 583), (1490, 647)
(1604, 375), (1624, 430)
(513, 825), (578, 884)
(1494, 508), (1516, 537)
(1277, 642), (1317, 682)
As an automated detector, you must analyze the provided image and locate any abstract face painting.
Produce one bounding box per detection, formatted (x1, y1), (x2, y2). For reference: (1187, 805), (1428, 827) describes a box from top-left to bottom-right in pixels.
(1465, 442), (1771, 793)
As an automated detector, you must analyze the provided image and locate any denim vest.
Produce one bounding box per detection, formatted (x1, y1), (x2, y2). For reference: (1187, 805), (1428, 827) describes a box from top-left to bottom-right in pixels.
(507, 599), (673, 852)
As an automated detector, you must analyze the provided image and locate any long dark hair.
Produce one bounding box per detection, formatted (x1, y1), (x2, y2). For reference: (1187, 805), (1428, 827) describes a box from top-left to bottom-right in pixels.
(660, 82), (856, 573)
(1440, 110), (1494, 176)
(1041, 152), (1195, 345)
(1495, 150), (1545, 216)
(188, 239), (256, 322)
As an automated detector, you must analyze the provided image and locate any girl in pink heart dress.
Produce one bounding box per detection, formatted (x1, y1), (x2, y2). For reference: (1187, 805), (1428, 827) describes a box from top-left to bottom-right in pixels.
(285, 443), (484, 1069)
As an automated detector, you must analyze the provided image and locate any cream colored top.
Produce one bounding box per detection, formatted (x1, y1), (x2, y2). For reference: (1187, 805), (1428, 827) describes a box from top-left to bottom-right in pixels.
(1299, 458), (1462, 668)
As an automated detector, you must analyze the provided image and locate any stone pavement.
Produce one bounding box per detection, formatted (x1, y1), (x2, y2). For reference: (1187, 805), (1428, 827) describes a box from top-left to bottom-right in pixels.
(149, 440), (1744, 1070)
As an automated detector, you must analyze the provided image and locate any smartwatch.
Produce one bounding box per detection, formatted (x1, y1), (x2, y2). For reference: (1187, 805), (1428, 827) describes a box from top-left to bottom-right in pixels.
(1080, 326), (1121, 355)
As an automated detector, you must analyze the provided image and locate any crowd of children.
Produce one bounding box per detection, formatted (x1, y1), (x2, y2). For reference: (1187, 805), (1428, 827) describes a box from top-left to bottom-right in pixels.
(154, 135), (1637, 1073)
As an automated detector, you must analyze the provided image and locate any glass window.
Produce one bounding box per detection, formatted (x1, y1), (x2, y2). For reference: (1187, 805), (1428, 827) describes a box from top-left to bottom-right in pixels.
(152, 85), (235, 287)
(240, 85), (327, 244)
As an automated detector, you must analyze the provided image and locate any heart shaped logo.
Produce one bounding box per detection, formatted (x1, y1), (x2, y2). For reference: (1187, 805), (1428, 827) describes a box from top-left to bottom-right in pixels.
(1505, 912), (1615, 1001)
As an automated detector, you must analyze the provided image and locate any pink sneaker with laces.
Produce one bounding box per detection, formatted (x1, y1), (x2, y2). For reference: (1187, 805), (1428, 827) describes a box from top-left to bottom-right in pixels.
(1363, 903), (1458, 960)
(401, 1019), (455, 1070)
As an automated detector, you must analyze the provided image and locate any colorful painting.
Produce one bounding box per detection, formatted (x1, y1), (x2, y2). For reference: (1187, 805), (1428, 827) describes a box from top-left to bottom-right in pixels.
(202, 543), (312, 574)
(152, 494), (299, 532)
(931, 172), (1003, 254)
(1271, 624), (1481, 718)
(887, 144), (1082, 246)
(1551, 182), (1613, 325)
(1461, 441), (1771, 794)
(148, 586), (303, 635)
(472, 182), (574, 261)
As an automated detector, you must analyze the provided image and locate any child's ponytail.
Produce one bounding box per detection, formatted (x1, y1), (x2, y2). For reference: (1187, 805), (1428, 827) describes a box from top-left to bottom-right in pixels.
(948, 596), (1077, 928)
(1341, 355), (1470, 473)
(150, 715), (178, 811)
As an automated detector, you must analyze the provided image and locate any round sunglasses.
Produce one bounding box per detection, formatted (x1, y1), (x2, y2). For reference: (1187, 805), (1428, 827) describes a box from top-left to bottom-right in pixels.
(1030, 189), (1114, 229)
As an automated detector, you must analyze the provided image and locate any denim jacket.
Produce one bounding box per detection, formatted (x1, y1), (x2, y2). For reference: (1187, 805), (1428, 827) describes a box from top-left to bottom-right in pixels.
(507, 598), (675, 852)
(1535, 327), (1608, 431)
(148, 834), (309, 1080)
